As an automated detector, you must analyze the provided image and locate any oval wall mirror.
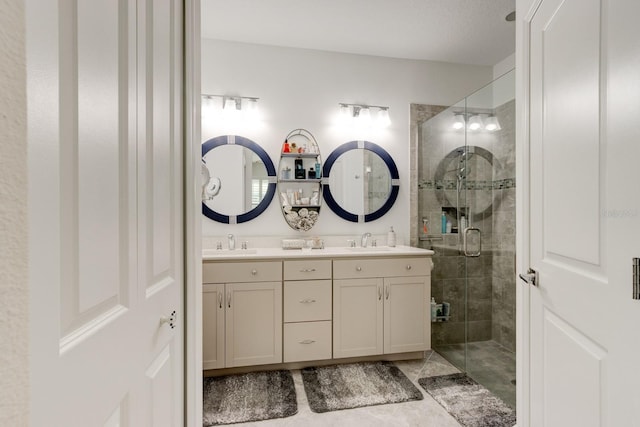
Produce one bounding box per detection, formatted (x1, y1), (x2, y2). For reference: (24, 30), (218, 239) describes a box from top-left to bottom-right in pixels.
(202, 135), (276, 223)
(277, 129), (322, 231)
(323, 141), (399, 222)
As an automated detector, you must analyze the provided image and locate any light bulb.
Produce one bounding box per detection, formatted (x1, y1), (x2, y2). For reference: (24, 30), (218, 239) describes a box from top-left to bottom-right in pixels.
(358, 107), (372, 126)
(452, 114), (465, 130)
(377, 108), (391, 127)
(468, 115), (483, 131)
(223, 97), (237, 111)
(484, 115), (501, 131)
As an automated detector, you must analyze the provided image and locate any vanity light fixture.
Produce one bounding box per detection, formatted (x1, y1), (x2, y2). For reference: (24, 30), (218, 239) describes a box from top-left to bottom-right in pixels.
(338, 103), (391, 128)
(451, 111), (501, 131)
(202, 94), (260, 123)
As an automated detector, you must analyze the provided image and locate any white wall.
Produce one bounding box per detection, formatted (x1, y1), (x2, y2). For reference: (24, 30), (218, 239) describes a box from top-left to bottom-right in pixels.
(0, 0), (28, 425)
(201, 39), (492, 243)
(494, 53), (515, 79)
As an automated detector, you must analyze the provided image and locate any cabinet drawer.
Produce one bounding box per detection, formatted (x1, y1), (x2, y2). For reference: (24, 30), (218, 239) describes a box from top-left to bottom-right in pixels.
(284, 259), (331, 280)
(203, 261), (282, 283)
(284, 280), (332, 322)
(284, 321), (332, 363)
(333, 257), (430, 279)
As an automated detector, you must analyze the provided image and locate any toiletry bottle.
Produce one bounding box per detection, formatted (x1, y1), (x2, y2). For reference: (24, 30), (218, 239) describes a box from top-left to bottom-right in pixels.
(441, 212), (447, 234)
(459, 215), (467, 233)
(387, 226), (396, 247)
(308, 167), (315, 179)
(446, 220), (452, 234)
(430, 297), (437, 322)
(283, 140), (290, 153)
(315, 162), (321, 177)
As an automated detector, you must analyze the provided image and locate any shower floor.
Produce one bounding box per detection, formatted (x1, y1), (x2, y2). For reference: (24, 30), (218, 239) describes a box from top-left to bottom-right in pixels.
(434, 340), (516, 408)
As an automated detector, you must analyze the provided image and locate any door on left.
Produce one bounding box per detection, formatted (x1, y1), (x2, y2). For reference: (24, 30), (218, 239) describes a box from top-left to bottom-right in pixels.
(27, 1), (184, 425)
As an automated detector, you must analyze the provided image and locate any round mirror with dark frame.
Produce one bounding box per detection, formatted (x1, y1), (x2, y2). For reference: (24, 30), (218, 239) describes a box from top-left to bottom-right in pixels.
(323, 141), (399, 222)
(202, 135), (276, 224)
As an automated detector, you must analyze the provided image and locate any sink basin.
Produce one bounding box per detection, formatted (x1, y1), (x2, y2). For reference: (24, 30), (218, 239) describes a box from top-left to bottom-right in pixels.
(346, 246), (392, 252)
(203, 248), (258, 256)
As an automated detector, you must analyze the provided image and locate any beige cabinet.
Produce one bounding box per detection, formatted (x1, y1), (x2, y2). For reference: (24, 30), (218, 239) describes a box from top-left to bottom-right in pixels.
(203, 261), (282, 369)
(333, 257), (431, 359)
(283, 259), (332, 362)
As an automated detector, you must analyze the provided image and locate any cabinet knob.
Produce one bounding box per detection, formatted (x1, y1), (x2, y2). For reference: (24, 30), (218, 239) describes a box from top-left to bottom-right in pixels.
(251, 269), (257, 275)
(356, 266), (362, 272)
(299, 339), (316, 345)
(406, 265), (412, 270)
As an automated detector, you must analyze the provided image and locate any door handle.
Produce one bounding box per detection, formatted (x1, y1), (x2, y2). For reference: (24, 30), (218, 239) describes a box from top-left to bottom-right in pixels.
(227, 291), (231, 308)
(385, 285), (390, 300)
(218, 293), (223, 309)
(463, 227), (481, 257)
(378, 286), (382, 300)
(519, 268), (538, 287)
(160, 310), (177, 329)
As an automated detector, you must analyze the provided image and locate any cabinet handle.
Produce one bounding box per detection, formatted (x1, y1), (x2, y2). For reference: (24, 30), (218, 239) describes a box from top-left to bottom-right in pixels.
(378, 286), (382, 300)
(299, 339), (316, 345)
(385, 285), (390, 300)
(251, 269), (257, 275)
(218, 293), (223, 309)
(356, 266), (362, 272)
(299, 299), (316, 304)
(227, 291), (231, 308)
(406, 265), (412, 270)
(300, 268), (316, 272)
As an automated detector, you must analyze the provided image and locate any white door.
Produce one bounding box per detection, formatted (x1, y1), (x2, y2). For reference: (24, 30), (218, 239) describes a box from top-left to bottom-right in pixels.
(523, 0), (640, 425)
(27, 1), (184, 425)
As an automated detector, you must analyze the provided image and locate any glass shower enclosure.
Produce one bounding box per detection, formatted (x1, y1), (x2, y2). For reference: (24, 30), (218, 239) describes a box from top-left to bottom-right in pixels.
(418, 70), (516, 408)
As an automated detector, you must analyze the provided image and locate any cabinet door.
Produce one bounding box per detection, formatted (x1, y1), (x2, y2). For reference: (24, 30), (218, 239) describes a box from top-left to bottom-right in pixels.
(226, 282), (283, 367)
(383, 276), (430, 354)
(333, 278), (383, 358)
(203, 284), (225, 370)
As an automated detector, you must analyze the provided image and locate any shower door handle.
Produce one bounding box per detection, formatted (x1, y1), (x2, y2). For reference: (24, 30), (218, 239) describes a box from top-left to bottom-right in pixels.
(463, 227), (481, 257)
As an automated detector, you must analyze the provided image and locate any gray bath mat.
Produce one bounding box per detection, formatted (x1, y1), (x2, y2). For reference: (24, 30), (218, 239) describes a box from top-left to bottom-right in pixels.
(301, 361), (423, 413)
(418, 373), (516, 427)
(203, 370), (297, 425)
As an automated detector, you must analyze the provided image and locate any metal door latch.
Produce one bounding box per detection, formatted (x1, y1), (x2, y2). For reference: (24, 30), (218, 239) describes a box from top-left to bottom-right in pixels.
(519, 268), (538, 287)
(633, 258), (639, 300)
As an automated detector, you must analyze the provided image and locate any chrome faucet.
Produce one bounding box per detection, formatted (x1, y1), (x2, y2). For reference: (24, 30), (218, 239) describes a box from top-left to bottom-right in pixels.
(228, 234), (235, 251)
(361, 232), (372, 248)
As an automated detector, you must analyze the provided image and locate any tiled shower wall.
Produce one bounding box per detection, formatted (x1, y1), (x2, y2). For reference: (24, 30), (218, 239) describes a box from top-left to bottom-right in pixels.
(411, 98), (516, 352)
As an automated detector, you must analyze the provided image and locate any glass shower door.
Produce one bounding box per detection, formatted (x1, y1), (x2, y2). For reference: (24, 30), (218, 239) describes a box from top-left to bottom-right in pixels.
(420, 70), (516, 409)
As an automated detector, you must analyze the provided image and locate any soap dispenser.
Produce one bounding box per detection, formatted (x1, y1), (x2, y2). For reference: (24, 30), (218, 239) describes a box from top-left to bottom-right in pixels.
(387, 226), (396, 247)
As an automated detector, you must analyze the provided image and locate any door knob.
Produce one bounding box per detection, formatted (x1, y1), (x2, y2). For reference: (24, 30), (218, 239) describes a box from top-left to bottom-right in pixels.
(160, 310), (177, 329)
(519, 268), (538, 287)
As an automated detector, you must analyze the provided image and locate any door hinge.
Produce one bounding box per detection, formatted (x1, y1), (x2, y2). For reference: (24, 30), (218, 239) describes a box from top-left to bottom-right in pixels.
(633, 258), (639, 300)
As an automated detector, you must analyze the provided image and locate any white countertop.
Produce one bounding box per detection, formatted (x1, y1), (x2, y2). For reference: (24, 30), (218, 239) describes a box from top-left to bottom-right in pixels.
(202, 245), (434, 261)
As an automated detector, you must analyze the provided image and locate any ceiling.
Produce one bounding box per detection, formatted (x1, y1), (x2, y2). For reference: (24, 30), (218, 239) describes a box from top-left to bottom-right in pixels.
(201, 0), (516, 66)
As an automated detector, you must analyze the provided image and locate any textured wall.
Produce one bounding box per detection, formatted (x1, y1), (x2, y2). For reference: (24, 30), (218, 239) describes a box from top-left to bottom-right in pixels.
(0, 0), (29, 424)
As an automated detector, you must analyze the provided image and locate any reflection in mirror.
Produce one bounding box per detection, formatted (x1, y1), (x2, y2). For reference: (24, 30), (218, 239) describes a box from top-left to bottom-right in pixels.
(328, 149), (391, 215)
(202, 135), (276, 224)
(323, 141), (399, 223)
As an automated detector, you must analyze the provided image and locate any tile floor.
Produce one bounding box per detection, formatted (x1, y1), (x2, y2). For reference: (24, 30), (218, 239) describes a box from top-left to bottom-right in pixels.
(435, 340), (517, 408)
(228, 350), (465, 426)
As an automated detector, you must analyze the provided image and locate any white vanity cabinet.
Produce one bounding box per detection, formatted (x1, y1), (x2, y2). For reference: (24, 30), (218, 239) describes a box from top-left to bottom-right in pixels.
(203, 261), (282, 369)
(333, 257), (431, 359)
(283, 259), (332, 362)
